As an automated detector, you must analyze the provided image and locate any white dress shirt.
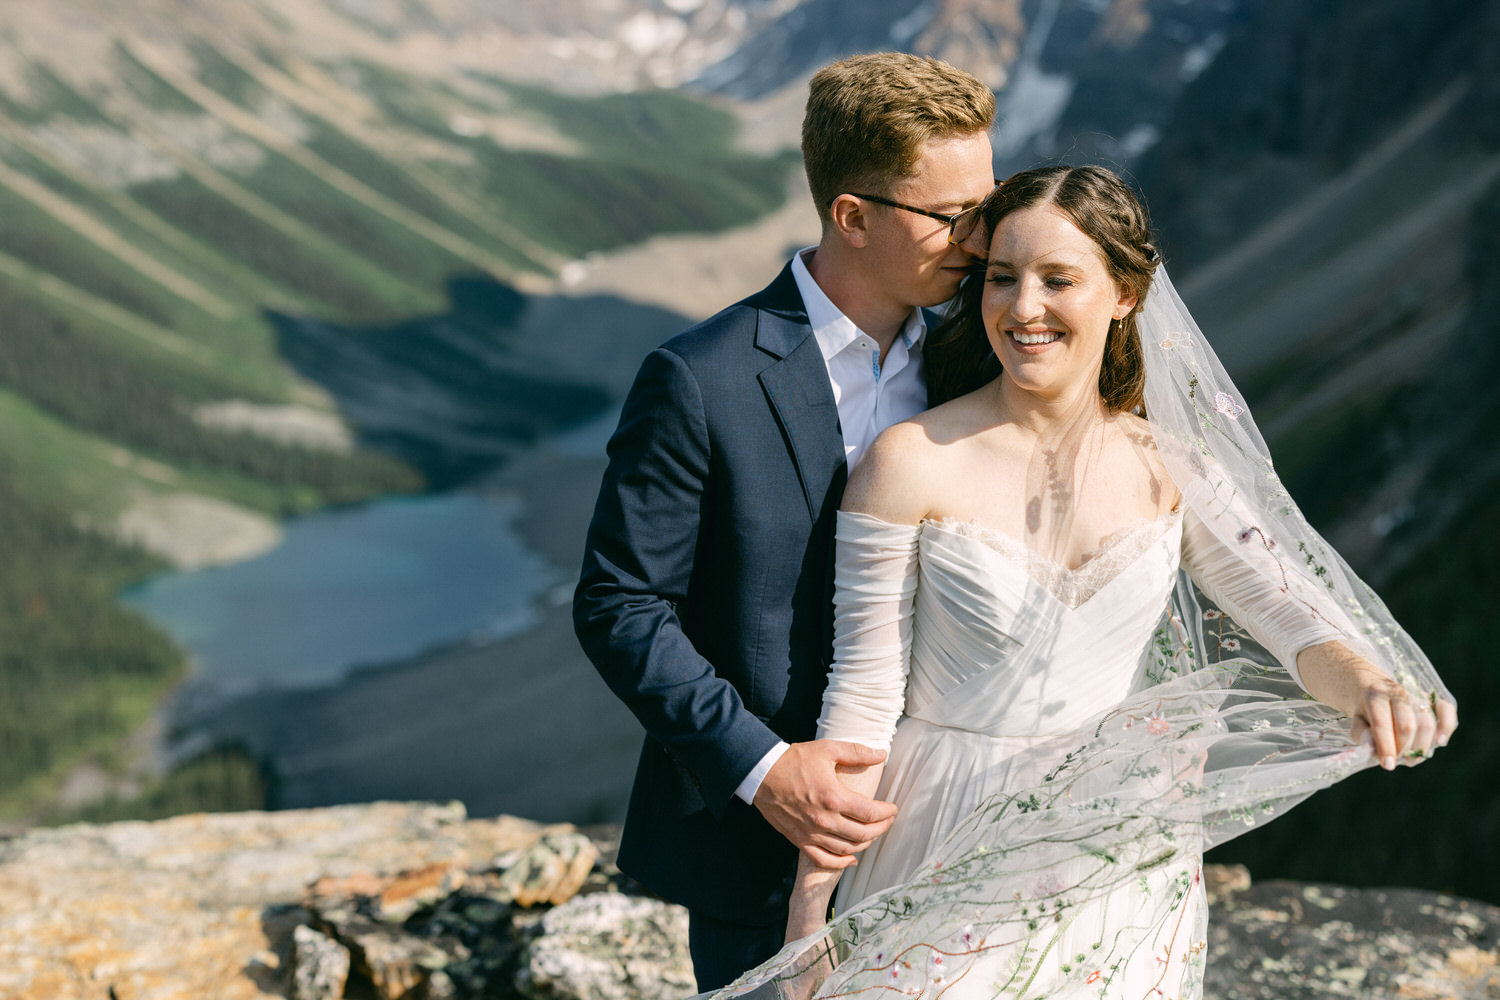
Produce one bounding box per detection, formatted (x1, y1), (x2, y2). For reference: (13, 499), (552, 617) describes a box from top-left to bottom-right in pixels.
(734, 249), (930, 804)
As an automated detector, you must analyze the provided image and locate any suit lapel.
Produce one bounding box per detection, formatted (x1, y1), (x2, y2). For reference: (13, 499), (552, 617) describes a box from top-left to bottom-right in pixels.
(754, 266), (846, 523)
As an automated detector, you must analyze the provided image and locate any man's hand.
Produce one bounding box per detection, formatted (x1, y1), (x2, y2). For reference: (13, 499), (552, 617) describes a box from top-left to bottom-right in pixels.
(752, 740), (897, 869)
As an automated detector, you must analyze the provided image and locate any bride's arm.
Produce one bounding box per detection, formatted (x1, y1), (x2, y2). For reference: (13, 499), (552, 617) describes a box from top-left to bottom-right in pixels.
(786, 427), (930, 944)
(1180, 507), (1457, 767)
(786, 762), (886, 942)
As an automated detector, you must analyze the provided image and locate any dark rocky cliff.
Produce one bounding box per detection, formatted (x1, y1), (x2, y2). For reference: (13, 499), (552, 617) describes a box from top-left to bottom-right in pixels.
(1139, 0), (1499, 270)
(1128, 0), (1500, 908)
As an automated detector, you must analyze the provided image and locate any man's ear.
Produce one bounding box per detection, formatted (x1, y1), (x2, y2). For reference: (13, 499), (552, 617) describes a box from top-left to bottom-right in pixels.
(828, 194), (871, 248)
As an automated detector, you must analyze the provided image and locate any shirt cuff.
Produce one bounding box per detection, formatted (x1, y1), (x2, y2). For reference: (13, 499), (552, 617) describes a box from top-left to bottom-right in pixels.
(734, 741), (790, 805)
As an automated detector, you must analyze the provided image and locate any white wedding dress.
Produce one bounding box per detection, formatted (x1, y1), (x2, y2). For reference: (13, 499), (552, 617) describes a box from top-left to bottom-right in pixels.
(805, 506), (1344, 999)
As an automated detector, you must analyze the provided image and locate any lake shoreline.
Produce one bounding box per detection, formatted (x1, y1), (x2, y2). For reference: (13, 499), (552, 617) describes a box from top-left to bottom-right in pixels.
(159, 437), (646, 826)
(39, 167), (822, 829)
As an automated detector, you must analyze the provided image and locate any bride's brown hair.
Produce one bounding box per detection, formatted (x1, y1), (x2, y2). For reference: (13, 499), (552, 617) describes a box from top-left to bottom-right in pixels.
(926, 165), (1161, 410)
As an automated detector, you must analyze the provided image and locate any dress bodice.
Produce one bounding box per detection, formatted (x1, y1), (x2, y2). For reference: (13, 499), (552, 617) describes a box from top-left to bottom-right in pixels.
(817, 506), (1345, 755)
(902, 512), (1182, 740)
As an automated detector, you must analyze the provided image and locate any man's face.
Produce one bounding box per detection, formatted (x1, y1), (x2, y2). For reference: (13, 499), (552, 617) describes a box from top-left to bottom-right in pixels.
(861, 131), (996, 311)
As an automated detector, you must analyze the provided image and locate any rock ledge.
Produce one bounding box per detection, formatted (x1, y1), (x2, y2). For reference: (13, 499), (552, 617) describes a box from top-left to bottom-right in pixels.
(0, 803), (1493, 999)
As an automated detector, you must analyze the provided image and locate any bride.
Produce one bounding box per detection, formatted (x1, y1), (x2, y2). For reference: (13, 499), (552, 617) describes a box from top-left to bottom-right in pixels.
(712, 165), (1457, 999)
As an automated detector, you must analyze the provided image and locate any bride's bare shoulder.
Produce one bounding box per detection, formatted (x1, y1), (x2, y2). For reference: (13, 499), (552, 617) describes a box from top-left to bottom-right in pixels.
(846, 419), (948, 524)
(842, 410), (964, 523)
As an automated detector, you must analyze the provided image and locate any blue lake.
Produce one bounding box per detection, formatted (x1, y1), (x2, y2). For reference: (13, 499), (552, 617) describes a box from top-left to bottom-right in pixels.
(121, 490), (565, 705)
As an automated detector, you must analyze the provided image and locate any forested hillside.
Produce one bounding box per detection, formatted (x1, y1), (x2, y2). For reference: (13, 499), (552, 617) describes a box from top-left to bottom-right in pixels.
(0, 4), (796, 822)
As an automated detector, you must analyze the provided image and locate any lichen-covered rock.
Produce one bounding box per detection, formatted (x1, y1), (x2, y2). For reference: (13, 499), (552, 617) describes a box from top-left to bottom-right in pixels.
(306, 860), (470, 924)
(0, 802), (473, 1000)
(493, 830), (600, 908)
(323, 910), (465, 999)
(290, 925), (350, 1000)
(1, 805), (1494, 1000)
(1204, 862), (1252, 903)
(1204, 878), (1500, 999)
(464, 816), (587, 869)
(517, 892), (693, 1000)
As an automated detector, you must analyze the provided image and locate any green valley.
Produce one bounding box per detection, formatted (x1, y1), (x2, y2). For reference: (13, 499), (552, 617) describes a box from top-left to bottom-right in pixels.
(0, 25), (795, 822)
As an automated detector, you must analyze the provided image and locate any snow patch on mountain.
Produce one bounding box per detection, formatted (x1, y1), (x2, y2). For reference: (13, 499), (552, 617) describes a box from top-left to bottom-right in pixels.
(1180, 31), (1226, 81)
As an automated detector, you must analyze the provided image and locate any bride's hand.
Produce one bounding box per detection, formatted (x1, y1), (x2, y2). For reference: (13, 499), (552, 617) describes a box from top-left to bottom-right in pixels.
(1347, 672), (1458, 770)
(1296, 640), (1458, 769)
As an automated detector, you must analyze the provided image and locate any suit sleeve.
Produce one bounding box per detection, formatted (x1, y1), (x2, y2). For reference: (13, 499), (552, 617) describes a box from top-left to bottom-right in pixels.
(574, 346), (780, 815)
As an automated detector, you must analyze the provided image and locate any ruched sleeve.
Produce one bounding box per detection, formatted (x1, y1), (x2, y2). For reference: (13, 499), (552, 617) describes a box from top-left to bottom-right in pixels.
(816, 511), (922, 753)
(1180, 505), (1348, 688)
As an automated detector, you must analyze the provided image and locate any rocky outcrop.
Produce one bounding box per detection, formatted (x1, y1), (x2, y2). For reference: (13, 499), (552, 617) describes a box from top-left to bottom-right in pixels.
(1201, 865), (1500, 999)
(0, 802), (687, 1000)
(0, 803), (1494, 999)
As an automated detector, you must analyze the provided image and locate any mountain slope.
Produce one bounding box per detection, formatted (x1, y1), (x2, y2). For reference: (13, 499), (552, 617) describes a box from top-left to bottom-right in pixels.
(691, 0), (1249, 176)
(0, 0), (796, 820)
(0, 1), (810, 519)
(1131, 0), (1500, 902)
(1139, 0), (1500, 576)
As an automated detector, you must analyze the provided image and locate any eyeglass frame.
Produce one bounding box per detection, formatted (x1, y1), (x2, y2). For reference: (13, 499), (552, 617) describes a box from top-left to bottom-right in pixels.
(839, 180), (1001, 245)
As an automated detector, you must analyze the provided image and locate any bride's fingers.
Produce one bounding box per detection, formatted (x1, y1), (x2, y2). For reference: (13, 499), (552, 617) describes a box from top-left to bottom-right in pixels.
(1416, 701), (1438, 750)
(1389, 689), (1419, 757)
(1361, 690), (1400, 770)
(1402, 696), (1457, 764)
(1435, 698), (1458, 747)
(1400, 707), (1437, 766)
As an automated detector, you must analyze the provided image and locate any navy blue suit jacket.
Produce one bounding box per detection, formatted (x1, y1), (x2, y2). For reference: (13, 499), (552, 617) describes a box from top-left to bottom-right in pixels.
(575, 263), (846, 923)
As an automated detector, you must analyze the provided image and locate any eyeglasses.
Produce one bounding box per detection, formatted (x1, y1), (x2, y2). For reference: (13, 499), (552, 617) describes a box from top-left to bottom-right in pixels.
(845, 180), (1000, 245)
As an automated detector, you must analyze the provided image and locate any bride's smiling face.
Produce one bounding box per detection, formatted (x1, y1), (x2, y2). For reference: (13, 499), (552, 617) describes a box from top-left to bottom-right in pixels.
(981, 204), (1138, 402)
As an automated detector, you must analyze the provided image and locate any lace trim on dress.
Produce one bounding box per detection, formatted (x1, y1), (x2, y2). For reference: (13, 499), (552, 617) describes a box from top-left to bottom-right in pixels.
(927, 509), (1182, 610)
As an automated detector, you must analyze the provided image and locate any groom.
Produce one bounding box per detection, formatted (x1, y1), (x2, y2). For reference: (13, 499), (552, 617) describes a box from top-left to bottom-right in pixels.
(574, 51), (996, 990)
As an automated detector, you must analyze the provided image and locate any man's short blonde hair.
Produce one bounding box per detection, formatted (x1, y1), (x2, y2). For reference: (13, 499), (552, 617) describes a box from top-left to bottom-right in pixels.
(801, 52), (995, 219)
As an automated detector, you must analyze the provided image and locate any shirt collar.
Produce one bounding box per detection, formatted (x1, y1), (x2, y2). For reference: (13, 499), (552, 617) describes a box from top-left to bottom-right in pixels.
(791, 248), (926, 364)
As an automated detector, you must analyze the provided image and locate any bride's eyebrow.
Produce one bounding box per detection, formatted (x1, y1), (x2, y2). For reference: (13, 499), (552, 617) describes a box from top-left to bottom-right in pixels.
(986, 256), (1083, 272)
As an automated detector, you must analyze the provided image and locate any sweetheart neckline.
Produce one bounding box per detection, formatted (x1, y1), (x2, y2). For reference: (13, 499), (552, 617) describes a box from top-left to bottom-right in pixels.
(922, 509), (1182, 573)
(920, 510), (1182, 610)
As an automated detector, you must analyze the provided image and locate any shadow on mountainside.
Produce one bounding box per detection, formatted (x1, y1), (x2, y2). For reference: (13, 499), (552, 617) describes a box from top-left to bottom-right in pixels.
(268, 273), (690, 490)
